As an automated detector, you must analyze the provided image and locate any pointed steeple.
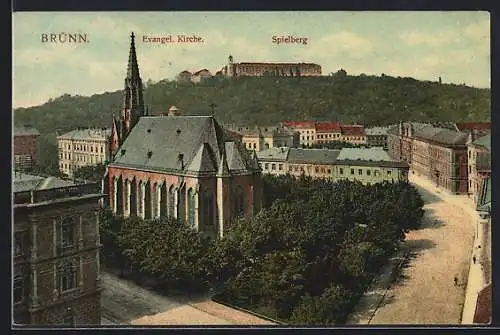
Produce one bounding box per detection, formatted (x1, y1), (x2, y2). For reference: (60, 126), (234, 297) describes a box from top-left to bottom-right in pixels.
(127, 32), (140, 81)
(120, 32), (145, 142)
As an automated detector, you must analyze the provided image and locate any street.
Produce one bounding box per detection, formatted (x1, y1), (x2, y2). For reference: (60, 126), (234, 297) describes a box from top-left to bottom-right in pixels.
(100, 272), (275, 325)
(348, 173), (475, 324)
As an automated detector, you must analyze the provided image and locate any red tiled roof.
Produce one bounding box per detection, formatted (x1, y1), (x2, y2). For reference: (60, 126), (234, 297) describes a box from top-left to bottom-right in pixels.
(341, 125), (365, 136)
(283, 121), (316, 128)
(315, 121), (341, 132)
(473, 283), (491, 324)
(456, 122), (491, 131)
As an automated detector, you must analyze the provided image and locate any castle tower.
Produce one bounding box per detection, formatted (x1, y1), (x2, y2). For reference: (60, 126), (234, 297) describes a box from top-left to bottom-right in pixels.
(227, 55), (235, 77)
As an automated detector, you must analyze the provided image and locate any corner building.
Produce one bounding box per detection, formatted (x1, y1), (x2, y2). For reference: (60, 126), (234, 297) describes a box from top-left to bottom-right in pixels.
(106, 33), (263, 238)
(13, 173), (102, 326)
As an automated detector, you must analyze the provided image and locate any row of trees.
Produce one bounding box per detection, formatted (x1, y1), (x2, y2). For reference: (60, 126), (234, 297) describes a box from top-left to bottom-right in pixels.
(99, 174), (424, 325)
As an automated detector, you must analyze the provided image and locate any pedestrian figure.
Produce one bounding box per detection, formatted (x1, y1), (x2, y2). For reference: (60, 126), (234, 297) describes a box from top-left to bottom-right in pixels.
(473, 256), (476, 264)
(454, 277), (458, 286)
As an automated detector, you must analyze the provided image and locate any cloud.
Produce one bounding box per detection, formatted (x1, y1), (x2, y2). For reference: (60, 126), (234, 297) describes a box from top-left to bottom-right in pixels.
(464, 19), (489, 41)
(399, 30), (458, 47)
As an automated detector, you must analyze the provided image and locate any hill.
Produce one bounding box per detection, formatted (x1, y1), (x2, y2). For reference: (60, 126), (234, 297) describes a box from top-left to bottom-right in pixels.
(14, 74), (491, 171)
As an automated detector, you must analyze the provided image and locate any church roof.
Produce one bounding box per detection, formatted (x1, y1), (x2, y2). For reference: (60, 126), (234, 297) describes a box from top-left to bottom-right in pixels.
(109, 115), (257, 176)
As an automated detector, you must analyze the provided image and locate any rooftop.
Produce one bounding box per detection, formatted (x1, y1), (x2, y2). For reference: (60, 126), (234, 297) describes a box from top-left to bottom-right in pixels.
(13, 172), (76, 193)
(58, 128), (111, 141)
(388, 122), (469, 146)
(341, 125), (365, 136)
(336, 147), (395, 162)
(14, 125), (40, 136)
(109, 115), (259, 176)
(365, 126), (390, 136)
(13, 172), (102, 205)
(471, 133), (491, 151)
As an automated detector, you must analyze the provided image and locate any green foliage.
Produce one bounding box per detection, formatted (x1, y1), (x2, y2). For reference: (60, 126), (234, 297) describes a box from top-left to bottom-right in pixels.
(73, 164), (107, 182)
(15, 76), (490, 136)
(98, 174), (425, 325)
(216, 175), (425, 324)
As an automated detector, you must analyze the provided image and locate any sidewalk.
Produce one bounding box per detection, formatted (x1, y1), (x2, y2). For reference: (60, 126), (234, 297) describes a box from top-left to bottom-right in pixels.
(408, 174), (487, 325)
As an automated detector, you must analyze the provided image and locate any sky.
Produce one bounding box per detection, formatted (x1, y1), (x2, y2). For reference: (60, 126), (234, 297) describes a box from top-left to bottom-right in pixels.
(13, 11), (490, 108)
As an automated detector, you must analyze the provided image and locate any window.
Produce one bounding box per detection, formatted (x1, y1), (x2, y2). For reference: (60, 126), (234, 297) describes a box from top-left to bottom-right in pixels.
(253, 143), (256, 149)
(278, 164), (283, 171)
(14, 232), (23, 256)
(339, 168), (344, 175)
(358, 169), (363, 175)
(387, 170), (392, 175)
(234, 186), (244, 216)
(59, 260), (77, 292)
(367, 170), (371, 176)
(315, 167), (319, 173)
(271, 164), (276, 171)
(57, 217), (75, 254)
(14, 268), (23, 303)
(351, 168), (354, 175)
(101, 146), (104, 153)
(265, 163), (269, 170)
(327, 169), (331, 174)
(203, 190), (214, 225)
(187, 188), (196, 228)
(168, 187), (176, 217)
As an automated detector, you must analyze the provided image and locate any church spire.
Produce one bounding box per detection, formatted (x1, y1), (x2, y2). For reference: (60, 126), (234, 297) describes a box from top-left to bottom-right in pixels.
(120, 32), (145, 141)
(127, 32), (140, 81)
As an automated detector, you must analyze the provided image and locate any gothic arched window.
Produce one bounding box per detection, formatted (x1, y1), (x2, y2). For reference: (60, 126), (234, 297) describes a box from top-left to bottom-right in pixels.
(233, 186), (244, 217)
(168, 186), (176, 218)
(187, 188), (196, 228)
(203, 189), (214, 226)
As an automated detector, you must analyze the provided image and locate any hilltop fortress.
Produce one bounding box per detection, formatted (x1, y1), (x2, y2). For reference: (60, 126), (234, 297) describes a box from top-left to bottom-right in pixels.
(220, 55), (322, 77)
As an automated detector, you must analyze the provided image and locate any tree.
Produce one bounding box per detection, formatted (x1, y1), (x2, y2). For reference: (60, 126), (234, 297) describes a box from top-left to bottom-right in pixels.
(73, 164), (106, 182)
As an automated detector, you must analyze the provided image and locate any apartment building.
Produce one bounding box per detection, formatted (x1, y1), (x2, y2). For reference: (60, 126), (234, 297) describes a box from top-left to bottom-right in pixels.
(257, 147), (409, 185)
(467, 133), (491, 203)
(57, 128), (111, 177)
(13, 172), (102, 325)
(365, 126), (390, 148)
(387, 122), (469, 194)
(283, 121), (367, 147)
(332, 148), (409, 185)
(227, 125), (299, 151)
(14, 125), (40, 171)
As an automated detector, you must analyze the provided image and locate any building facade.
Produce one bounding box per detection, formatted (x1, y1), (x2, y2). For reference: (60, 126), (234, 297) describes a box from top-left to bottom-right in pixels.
(257, 147), (409, 185)
(332, 148), (409, 185)
(387, 122), (469, 194)
(227, 125), (299, 152)
(283, 121), (367, 147)
(13, 173), (102, 326)
(467, 133), (491, 203)
(257, 147), (338, 179)
(14, 125), (40, 171)
(57, 128), (111, 177)
(223, 55), (322, 77)
(365, 126), (390, 148)
(105, 33), (263, 239)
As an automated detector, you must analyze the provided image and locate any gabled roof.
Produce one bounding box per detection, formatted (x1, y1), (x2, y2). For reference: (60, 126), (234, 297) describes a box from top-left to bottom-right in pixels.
(185, 143), (216, 173)
(341, 125), (365, 136)
(456, 122), (490, 132)
(109, 115), (256, 176)
(193, 69), (212, 76)
(336, 147), (394, 162)
(58, 128), (111, 141)
(472, 133), (491, 151)
(283, 121), (316, 129)
(315, 121), (341, 133)
(287, 148), (341, 165)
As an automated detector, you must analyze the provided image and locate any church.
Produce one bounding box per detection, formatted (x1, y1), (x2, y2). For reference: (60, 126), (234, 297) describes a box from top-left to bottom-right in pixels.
(104, 33), (263, 238)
